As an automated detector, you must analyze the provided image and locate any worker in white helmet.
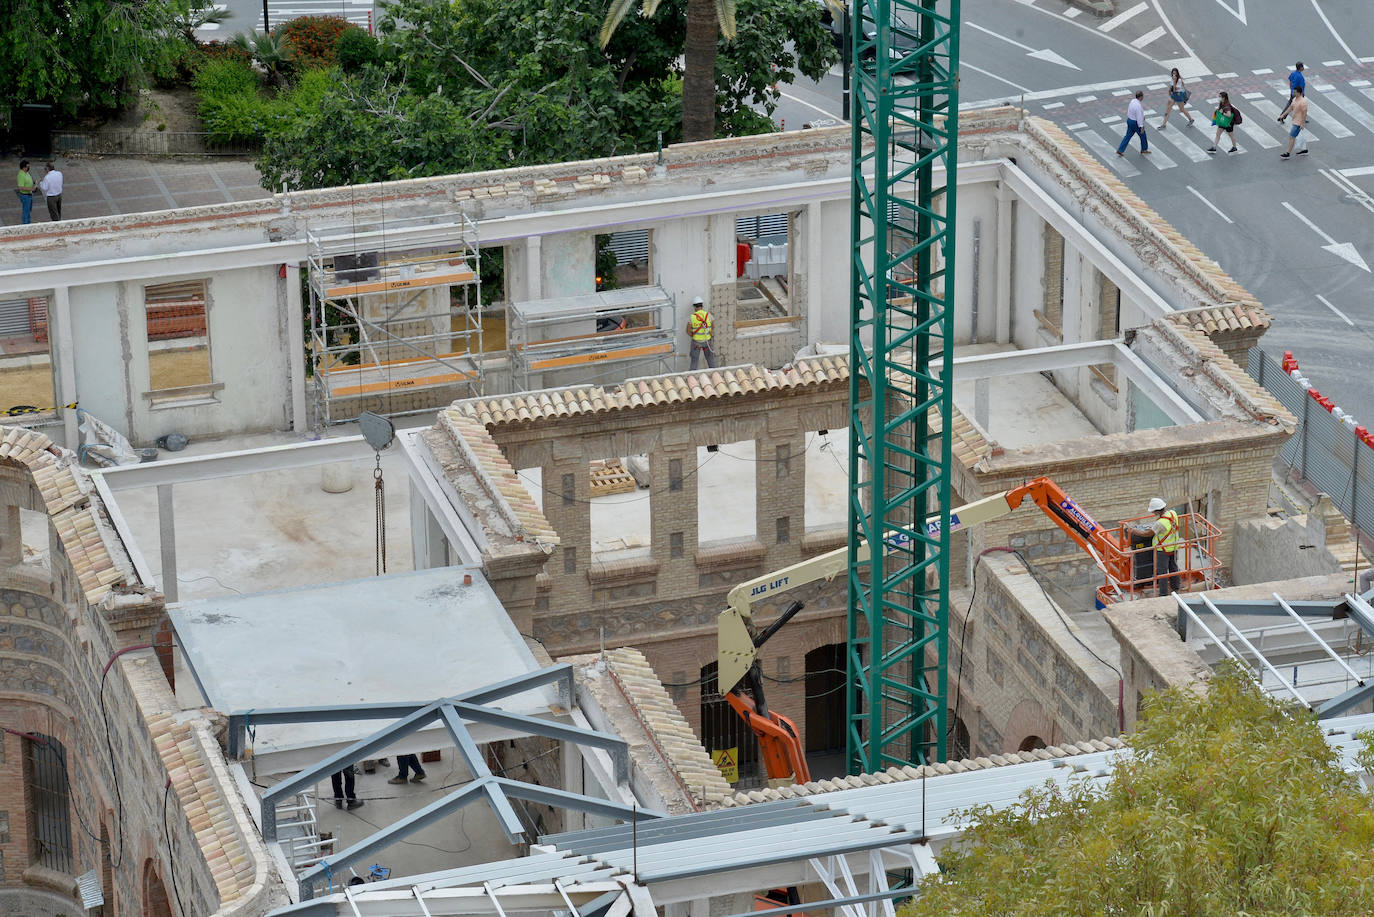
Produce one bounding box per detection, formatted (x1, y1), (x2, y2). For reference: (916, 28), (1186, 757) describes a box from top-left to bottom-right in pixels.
(1134, 497), (1181, 596)
(686, 296), (717, 371)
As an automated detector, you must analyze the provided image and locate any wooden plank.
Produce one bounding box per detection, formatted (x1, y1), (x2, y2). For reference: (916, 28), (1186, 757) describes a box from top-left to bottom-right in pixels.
(527, 342), (671, 371)
(329, 370), (476, 398)
(325, 268), (475, 298)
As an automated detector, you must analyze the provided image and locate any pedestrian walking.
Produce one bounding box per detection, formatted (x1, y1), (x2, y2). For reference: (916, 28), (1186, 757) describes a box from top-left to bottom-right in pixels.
(1280, 86), (1310, 159)
(1278, 62), (1306, 122)
(686, 296), (717, 370)
(1206, 91), (1241, 154)
(38, 161), (62, 221)
(15, 160), (34, 225)
(388, 753), (426, 784)
(1159, 68), (1196, 128)
(331, 766), (365, 809)
(1115, 91), (1151, 157)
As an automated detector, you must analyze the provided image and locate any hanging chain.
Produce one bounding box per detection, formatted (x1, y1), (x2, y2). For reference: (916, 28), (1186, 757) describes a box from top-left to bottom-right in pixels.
(374, 453), (387, 575)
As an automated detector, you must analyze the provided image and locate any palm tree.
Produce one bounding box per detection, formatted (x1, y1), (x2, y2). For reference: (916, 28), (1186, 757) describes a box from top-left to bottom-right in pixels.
(232, 30), (294, 87)
(169, 0), (233, 47)
(601, 0), (734, 142)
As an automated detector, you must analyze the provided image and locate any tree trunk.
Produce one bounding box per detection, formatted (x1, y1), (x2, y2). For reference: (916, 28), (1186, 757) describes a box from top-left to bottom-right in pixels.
(682, 0), (718, 141)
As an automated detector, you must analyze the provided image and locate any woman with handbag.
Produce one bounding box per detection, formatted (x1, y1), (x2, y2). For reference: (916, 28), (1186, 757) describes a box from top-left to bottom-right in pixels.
(1160, 68), (1196, 128)
(1206, 91), (1241, 154)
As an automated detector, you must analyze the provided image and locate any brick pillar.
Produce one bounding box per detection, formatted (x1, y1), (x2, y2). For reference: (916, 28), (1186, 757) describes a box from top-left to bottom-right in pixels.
(542, 454), (590, 600)
(757, 432), (807, 569)
(651, 443), (700, 591)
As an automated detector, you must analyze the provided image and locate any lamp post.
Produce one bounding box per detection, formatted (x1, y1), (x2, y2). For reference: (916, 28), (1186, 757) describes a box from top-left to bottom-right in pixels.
(262, 0), (270, 31)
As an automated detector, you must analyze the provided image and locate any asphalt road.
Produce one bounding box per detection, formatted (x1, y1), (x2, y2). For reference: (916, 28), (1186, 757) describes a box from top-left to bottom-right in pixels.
(775, 0), (1374, 420)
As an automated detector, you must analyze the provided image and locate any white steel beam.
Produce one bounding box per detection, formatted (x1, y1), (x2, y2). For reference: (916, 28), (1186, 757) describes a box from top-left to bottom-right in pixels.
(0, 239), (305, 297)
(942, 340), (1117, 378)
(1112, 342), (1205, 424)
(94, 435), (374, 491)
(999, 162), (1176, 320)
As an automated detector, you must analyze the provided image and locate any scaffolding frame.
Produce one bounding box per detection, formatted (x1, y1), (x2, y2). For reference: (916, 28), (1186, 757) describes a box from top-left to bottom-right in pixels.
(507, 287), (679, 391)
(306, 214), (484, 427)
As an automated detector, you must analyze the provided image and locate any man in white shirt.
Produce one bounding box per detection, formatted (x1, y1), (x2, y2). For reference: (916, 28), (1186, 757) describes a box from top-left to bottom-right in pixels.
(38, 161), (63, 221)
(1115, 90), (1151, 157)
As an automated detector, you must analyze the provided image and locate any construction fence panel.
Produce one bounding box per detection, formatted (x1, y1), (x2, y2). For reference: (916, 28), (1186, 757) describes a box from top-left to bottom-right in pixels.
(1250, 348), (1374, 537)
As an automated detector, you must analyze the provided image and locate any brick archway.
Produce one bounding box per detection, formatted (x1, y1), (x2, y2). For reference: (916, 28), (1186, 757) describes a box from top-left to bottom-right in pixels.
(1003, 698), (1053, 755)
(142, 858), (174, 917)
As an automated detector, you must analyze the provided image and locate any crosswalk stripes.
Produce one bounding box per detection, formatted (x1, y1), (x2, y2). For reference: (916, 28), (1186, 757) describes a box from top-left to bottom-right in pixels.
(1322, 89), (1374, 135)
(1243, 99), (1301, 147)
(1072, 128), (1142, 177)
(1061, 75), (1374, 176)
(1151, 124), (1212, 162)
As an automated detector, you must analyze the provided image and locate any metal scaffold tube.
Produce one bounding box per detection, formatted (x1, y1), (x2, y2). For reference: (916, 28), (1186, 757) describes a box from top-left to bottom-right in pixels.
(847, 0), (960, 771)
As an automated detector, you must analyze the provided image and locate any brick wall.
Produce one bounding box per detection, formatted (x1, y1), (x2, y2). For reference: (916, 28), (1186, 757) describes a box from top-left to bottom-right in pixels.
(0, 435), (284, 916)
(951, 554), (1119, 756)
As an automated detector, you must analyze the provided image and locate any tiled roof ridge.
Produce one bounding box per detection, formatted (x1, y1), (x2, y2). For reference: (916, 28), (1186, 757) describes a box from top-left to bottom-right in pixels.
(719, 735), (1129, 807)
(450, 357), (850, 428)
(437, 410), (560, 547)
(148, 711), (282, 913)
(0, 425), (144, 605)
(1025, 117), (1260, 314)
(1169, 303), (1272, 336)
(602, 647), (734, 809)
(1151, 319), (1295, 429)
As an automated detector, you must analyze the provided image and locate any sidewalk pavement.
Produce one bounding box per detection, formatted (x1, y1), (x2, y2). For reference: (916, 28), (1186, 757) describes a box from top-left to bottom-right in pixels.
(2, 156), (270, 226)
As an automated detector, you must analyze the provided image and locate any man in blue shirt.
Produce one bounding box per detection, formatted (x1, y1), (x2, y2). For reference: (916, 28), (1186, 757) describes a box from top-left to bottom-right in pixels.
(1278, 62), (1305, 122)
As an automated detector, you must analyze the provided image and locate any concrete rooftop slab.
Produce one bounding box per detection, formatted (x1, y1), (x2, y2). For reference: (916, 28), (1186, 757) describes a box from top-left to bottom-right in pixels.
(170, 566), (556, 771)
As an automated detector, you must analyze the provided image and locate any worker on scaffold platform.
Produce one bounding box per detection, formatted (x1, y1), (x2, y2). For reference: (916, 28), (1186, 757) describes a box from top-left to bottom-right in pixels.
(1135, 497), (1182, 596)
(687, 296), (717, 370)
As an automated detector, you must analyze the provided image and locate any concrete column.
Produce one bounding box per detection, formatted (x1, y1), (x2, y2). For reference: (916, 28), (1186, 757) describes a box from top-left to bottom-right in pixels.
(974, 377), (991, 433)
(507, 236), (543, 302)
(0, 504), (21, 566)
(285, 264), (308, 433)
(650, 443), (700, 585)
(995, 184), (1014, 345)
(50, 285), (79, 449)
(1061, 247), (1085, 345)
(561, 741), (586, 832)
(706, 213), (739, 365)
(157, 484), (178, 603)
(756, 431), (807, 567)
(409, 479), (448, 570)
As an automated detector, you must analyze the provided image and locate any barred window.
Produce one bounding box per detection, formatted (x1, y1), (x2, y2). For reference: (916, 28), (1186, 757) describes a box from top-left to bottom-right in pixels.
(24, 734), (73, 874)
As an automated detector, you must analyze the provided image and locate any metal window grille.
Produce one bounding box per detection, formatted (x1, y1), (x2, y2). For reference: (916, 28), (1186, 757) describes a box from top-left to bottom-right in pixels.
(698, 664), (765, 790)
(24, 734), (73, 874)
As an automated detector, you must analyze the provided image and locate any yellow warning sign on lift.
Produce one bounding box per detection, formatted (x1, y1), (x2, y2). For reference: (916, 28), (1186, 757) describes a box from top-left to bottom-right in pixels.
(711, 747), (739, 783)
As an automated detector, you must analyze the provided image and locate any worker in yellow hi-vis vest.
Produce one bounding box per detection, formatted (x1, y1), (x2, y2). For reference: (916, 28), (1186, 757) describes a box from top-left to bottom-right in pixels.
(686, 296), (717, 371)
(1135, 497), (1182, 596)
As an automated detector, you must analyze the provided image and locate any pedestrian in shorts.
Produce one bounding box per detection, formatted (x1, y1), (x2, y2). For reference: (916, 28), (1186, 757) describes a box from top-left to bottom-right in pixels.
(1160, 68), (1196, 128)
(1280, 86), (1310, 158)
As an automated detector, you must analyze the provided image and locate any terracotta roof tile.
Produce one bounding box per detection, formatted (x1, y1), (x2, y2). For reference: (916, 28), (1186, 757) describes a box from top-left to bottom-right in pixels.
(437, 410), (559, 546)
(447, 357), (851, 429)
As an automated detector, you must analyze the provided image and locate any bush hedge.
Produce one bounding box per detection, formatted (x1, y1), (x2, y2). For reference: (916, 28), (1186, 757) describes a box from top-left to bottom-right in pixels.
(279, 15), (360, 70)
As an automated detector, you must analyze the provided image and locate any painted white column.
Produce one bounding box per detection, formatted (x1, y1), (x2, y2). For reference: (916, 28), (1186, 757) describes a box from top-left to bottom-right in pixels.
(561, 741), (586, 832)
(995, 184), (1013, 345)
(50, 285), (79, 448)
(805, 201), (824, 346)
(1061, 248), (1085, 345)
(408, 479), (448, 570)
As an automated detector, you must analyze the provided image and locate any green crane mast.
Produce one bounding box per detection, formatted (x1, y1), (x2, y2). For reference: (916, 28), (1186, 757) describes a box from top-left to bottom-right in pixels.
(846, 0), (960, 772)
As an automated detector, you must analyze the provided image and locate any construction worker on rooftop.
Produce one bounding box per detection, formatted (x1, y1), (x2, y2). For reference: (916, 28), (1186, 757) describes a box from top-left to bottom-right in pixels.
(687, 296), (717, 371)
(1134, 497), (1182, 597)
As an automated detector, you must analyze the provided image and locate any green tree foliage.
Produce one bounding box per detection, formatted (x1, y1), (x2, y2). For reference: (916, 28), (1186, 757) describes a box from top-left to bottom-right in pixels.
(278, 15), (360, 71)
(902, 668), (1374, 916)
(257, 0), (836, 190)
(0, 0), (180, 117)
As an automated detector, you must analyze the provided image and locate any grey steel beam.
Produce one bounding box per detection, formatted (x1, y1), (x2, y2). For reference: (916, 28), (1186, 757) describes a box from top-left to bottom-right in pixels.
(454, 664), (574, 711)
(1318, 682), (1374, 719)
(1273, 592), (1365, 686)
(452, 702), (629, 784)
(1182, 598), (1346, 617)
(228, 701), (432, 759)
(298, 780), (492, 900)
(1112, 343), (1205, 425)
(261, 703), (442, 840)
(1197, 594), (1310, 708)
(494, 778), (665, 823)
(434, 704), (523, 841)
